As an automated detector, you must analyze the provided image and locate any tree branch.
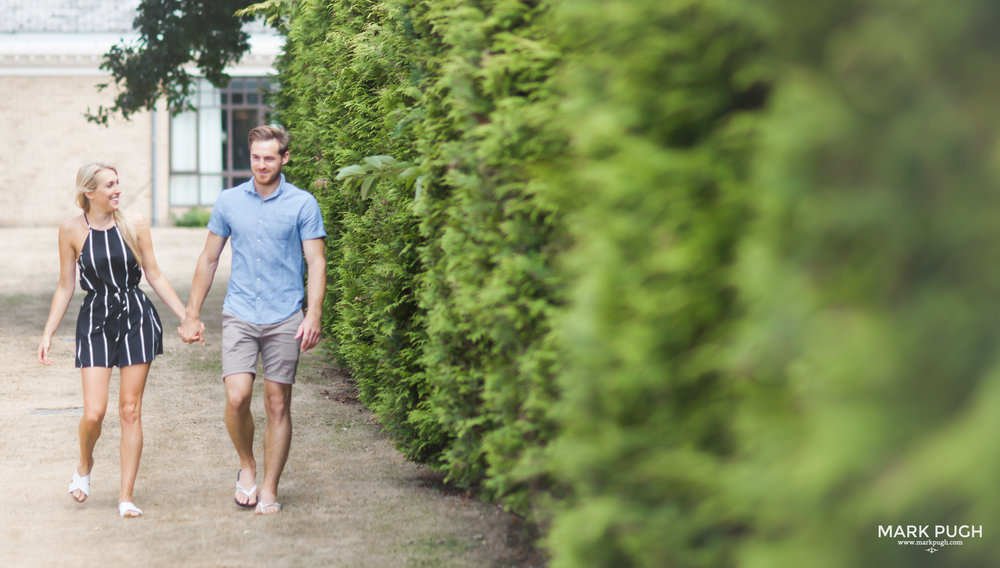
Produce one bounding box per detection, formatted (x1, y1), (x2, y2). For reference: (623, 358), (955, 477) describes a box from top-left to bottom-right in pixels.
(87, 0), (257, 125)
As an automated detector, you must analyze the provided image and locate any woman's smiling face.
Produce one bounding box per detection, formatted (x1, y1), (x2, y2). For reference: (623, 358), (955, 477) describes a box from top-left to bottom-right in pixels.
(86, 169), (121, 210)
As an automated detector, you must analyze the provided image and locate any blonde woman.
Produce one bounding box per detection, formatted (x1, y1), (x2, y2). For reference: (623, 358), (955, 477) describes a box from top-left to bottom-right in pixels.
(37, 163), (201, 517)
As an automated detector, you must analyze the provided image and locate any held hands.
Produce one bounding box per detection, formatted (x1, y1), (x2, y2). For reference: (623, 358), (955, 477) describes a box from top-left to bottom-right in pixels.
(41, 316), (206, 364)
(178, 314), (206, 345)
(178, 312), (320, 350)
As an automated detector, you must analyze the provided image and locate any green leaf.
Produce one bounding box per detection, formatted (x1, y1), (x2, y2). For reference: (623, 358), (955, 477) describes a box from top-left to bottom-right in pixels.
(335, 164), (367, 180)
(414, 175), (426, 202)
(364, 155), (397, 169)
(360, 175), (375, 200)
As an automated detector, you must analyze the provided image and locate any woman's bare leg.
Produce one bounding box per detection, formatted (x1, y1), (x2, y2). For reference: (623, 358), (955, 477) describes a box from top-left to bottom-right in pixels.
(118, 363), (149, 507)
(75, 367), (112, 502)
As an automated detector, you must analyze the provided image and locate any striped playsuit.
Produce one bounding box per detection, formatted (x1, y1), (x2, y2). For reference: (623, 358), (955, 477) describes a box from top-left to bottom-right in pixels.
(75, 218), (163, 368)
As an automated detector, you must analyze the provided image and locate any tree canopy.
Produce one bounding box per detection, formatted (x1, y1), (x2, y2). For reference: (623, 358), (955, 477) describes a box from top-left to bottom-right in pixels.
(87, 0), (257, 125)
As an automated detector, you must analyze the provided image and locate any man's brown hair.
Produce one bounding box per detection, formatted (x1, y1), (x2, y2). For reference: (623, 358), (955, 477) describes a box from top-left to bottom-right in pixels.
(248, 125), (290, 155)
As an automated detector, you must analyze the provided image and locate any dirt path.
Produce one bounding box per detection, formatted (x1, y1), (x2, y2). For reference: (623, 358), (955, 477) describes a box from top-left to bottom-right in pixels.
(0, 227), (537, 567)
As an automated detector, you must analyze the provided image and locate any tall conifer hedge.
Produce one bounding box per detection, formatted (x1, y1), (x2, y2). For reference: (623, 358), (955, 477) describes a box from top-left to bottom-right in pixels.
(540, 1), (767, 565)
(278, 0), (566, 511)
(732, 1), (1000, 565)
(271, 0), (1000, 565)
(278, 0), (446, 461)
(407, 0), (564, 510)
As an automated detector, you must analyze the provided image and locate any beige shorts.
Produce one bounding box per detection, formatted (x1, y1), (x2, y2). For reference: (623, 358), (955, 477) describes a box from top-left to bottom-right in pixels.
(221, 309), (303, 385)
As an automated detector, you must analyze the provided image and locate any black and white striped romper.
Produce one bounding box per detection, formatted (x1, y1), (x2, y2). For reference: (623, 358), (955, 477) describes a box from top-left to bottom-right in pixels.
(75, 217), (163, 368)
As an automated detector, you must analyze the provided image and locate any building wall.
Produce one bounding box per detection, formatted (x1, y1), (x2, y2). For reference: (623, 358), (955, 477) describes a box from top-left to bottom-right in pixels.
(0, 75), (163, 227)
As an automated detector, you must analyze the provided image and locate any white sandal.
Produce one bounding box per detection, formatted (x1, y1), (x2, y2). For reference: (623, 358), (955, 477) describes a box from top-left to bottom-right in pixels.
(235, 470), (258, 508)
(68, 470), (90, 502)
(118, 501), (143, 518)
(254, 501), (282, 515)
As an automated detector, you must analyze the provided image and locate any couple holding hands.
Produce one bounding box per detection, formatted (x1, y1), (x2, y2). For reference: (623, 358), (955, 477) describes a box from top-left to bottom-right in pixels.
(37, 125), (326, 518)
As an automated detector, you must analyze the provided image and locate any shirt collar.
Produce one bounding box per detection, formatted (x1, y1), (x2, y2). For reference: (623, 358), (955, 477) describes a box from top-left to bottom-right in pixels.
(244, 173), (286, 201)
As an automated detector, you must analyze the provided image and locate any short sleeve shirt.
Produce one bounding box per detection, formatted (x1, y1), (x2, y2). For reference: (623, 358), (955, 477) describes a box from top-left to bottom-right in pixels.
(207, 174), (326, 324)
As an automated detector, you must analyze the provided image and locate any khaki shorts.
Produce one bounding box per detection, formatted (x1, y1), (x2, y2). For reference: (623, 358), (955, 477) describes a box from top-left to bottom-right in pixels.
(221, 309), (303, 385)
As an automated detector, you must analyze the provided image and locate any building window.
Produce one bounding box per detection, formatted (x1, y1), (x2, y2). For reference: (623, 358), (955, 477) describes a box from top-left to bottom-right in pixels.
(169, 77), (273, 207)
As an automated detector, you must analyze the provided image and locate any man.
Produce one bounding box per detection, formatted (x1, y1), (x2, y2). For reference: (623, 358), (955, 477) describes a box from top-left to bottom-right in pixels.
(179, 125), (326, 515)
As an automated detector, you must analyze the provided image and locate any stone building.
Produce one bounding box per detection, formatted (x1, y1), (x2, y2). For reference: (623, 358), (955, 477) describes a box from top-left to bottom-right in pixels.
(0, 0), (281, 226)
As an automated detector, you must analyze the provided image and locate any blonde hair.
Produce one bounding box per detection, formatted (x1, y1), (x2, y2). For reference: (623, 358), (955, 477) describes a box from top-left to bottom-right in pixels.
(75, 163), (142, 266)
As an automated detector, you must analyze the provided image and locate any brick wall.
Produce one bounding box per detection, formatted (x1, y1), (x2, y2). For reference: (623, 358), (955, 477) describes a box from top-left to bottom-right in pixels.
(0, 75), (169, 227)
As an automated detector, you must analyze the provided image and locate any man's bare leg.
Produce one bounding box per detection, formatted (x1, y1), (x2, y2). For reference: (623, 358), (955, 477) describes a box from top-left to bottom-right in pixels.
(225, 373), (257, 506)
(256, 379), (291, 514)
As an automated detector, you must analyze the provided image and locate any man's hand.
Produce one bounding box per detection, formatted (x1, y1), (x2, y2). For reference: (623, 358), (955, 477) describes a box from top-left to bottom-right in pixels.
(295, 313), (322, 352)
(178, 315), (206, 344)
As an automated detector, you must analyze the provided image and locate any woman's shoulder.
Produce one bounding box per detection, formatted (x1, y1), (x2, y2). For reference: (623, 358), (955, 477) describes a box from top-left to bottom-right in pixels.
(123, 210), (149, 228)
(58, 214), (87, 235)
(120, 211), (154, 247)
(57, 214), (89, 252)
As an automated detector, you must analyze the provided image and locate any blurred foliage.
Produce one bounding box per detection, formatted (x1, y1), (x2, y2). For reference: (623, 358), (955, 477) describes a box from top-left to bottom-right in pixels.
(732, 0), (1000, 566)
(539, 0), (768, 566)
(171, 207), (212, 228)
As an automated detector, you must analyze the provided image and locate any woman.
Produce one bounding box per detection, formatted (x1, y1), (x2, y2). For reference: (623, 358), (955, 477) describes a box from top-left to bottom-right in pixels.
(37, 163), (199, 518)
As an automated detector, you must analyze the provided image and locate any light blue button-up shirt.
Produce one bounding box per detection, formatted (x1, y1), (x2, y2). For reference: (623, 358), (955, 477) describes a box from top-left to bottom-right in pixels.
(207, 174), (327, 324)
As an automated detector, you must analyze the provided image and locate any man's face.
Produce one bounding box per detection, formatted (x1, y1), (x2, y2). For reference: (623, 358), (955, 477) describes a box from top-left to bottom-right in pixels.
(250, 139), (289, 187)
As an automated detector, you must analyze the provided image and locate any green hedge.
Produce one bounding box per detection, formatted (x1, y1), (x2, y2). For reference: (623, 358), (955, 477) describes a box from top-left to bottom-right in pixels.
(271, 0), (1000, 565)
(277, 0), (447, 462)
(407, 0), (564, 510)
(279, 0), (566, 513)
(732, 1), (1000, 565)
(275, 0), (767, 563)
(540, 1), (767, 565)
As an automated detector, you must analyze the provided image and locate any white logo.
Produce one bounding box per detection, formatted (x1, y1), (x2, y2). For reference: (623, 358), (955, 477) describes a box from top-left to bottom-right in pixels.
(878, 524), (982, 555)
